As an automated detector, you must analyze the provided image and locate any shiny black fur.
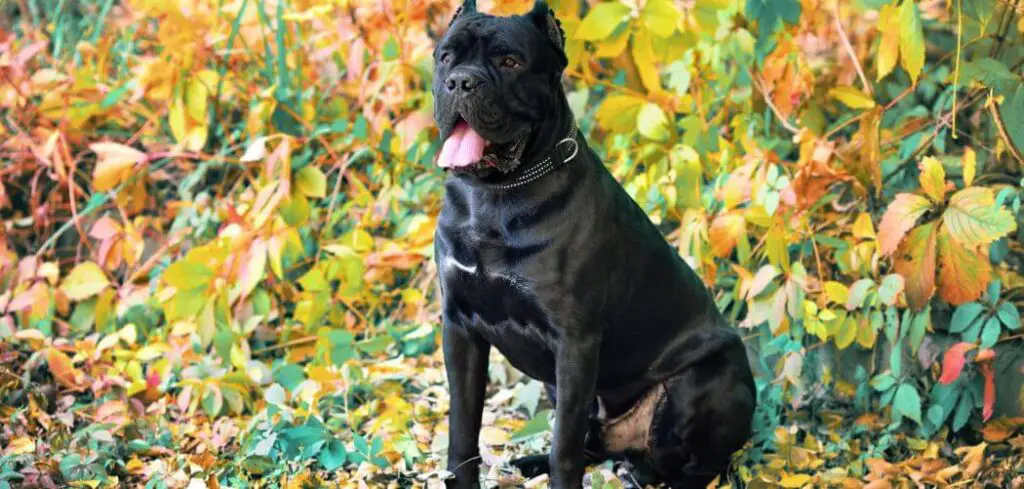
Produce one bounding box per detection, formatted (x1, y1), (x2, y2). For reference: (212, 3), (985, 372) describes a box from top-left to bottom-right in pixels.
(432, 2), (757, 488)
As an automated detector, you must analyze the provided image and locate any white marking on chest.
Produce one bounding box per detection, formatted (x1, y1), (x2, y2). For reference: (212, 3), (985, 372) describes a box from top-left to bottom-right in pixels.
(444, 256), (478, 275)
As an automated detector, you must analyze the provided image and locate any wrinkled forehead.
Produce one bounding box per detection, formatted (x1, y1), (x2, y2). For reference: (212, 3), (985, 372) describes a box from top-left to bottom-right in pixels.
(440, 12), (543, 53)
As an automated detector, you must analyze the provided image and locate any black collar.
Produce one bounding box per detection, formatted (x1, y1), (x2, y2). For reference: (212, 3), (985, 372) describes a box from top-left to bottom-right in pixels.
(485, 124), (580, 190)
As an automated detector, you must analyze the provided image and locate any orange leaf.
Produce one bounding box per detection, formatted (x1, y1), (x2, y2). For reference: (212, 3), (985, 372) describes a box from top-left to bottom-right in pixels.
(980, 364), (995, 421)
(981, 417), (1024, 442)
(878, 193), (932, 255)
(975, 348), (996, 362)
(45, 346), (86, 391)
(936, 228), (991, 305)
(938, 342), (976, 384)
(864, 479), (892, 489)
(894, 221), (938, 311)
(709, 213), (745, 258)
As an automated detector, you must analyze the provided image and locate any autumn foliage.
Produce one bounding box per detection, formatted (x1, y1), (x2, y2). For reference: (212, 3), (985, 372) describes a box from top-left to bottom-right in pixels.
(0, 0), (1022, 487)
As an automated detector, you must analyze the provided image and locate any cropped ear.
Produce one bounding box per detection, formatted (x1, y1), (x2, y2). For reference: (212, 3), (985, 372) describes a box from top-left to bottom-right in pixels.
(528, 0), (566, 51)
(449, 0), (477, 26)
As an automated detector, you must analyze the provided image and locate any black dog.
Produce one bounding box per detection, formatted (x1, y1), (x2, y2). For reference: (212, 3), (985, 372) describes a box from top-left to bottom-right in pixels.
(432, 2), (756, 488)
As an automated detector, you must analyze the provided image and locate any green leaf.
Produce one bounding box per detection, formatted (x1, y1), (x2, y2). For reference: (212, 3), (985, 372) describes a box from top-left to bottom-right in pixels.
(893, 382), (923, 425)
(878, 274), (904, 306)
(835, 315), (857, 349)
(952, 392), (972, 431)
(318, 439), (347, 471)
(747, 0), (801, 45)
(202, 384), (224, 418)
(637, 103), (670, 141)
(985, 280), (1002, 305)
(846, 279), (875, 309)
(950, 302), (985, 334)
(957, 58), (1020, 95)
(295, 165), (328, 198)
(997, 302), (1021, 330)
(909, 308), (929, 354)
(510, 409), (552, 442)
(274, 364), (305, 392)
(575, 2), (631, 41)
(890, 339), (903, 376)
(943, 187), (1017, 247)
(999, 83), (1024, 159)
(870, 372), (897, 392)
(383, 36), (400, 61)
(898, 0), (925, 84)
(980, 316), (1001, 348)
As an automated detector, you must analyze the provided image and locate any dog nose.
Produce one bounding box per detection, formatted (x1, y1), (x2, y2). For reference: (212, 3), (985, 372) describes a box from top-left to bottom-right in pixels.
(445, 72), (480, 93)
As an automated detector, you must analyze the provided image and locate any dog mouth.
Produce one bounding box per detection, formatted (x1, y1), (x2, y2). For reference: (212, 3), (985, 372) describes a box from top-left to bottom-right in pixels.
(437, 116), (526, 171)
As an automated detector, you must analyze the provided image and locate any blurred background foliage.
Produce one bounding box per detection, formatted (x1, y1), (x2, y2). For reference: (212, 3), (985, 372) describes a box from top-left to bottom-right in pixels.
(0, 0), (1022, 487)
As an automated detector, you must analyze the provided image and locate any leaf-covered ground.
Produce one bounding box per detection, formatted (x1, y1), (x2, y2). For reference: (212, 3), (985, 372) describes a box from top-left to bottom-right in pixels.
(1, 0), (1024, 488)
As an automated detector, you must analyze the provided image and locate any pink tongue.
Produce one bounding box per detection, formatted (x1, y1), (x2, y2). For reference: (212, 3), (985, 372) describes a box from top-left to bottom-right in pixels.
(438, 121), (487, 168)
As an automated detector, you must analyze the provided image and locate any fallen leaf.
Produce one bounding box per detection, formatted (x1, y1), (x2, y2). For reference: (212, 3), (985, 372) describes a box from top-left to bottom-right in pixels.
(60, 261), (111, 301)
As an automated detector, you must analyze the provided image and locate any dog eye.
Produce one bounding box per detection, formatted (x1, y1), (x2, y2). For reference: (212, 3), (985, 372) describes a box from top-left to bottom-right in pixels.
(500, 56), (520, 68)
(440, 52), (452, 64)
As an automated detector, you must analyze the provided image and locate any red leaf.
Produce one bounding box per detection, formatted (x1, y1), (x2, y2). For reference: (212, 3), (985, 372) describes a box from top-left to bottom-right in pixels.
(980, 364), (995, 421)
(939, 342), (976, 384)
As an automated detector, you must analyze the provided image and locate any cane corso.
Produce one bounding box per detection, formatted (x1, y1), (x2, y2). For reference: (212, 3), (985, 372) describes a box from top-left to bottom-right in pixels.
(431, 2), (757, 487)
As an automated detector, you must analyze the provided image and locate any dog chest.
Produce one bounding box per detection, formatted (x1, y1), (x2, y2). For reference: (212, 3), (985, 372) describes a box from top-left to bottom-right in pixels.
(440, 254), (560, 382)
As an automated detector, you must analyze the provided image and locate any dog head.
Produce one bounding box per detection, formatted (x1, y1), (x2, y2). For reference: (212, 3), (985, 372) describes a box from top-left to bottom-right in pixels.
(432, 0), (568, 174)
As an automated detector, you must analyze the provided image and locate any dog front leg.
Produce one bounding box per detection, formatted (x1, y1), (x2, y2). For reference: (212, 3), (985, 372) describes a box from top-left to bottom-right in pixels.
(443, 320), (490, 489)
(550, 332), (600, 489)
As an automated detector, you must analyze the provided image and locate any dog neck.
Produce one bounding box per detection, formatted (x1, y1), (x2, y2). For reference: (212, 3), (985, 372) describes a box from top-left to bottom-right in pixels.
(454, 90), (579, 190)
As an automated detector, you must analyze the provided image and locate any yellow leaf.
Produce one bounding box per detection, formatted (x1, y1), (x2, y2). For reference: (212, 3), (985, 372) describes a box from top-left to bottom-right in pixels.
(90, 142), (148, 192)
(829, 86), (876, 109)
(824, 281), (850, 305)
(918, 156), (946, 202)
(594, 26), (630, 58)
(169, 96), (187, 145)
(631, 28), (662, 93)
(876, 3), (900, 81)
(574, 1), (631, 41)
(779, 473), (812, 488)
(185, 125), (208, 152)
(899, 0), (925, 84)
(962, 147), (976, 187)
(60, 261), (111, 300)
(295, 165), (328, 198)
(480, 426), (510, 446)
(186, 77), (209, 123)
(853, 212), (877, 240)
(642, 0), (680, 37)
(596, 95), (645, 133)
(6, 437), (35, 455)
(637, 103), (669, 141)
(856, 313), (877, 348)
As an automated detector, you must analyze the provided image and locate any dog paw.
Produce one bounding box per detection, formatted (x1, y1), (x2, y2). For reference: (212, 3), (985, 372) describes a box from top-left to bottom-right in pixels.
(509, 454), (550, 478)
